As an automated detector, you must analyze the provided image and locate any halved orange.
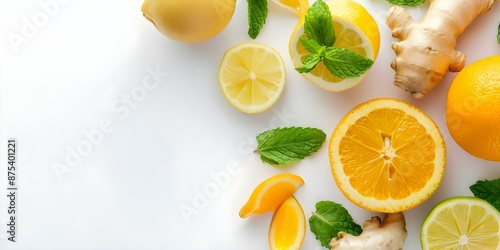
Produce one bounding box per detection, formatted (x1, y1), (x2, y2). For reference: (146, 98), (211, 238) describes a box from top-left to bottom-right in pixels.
(239, 173), (304, 218)
(269, 196), (306, 250)
(329, 98), (446, 213)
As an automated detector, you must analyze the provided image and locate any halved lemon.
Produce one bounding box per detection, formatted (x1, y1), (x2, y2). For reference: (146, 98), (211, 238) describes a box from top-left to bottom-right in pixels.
(269, 195), (306, 250)
(421, 196), (500, 250)
(289, 0), (380, 91)
(270, 0), (309, 18)
(329, 98), (446, 213)
(239, 173), (304, 218)
(218, 42), (286, 114)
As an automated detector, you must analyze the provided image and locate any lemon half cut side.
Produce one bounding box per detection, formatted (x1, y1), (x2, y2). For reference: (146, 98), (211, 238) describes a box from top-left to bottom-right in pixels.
(289, 0), (380, 91)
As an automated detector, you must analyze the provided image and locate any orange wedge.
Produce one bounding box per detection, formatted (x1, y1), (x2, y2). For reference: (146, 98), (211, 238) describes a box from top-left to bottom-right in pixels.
(270, 0), (309, 18)
(269, 196), (306, 250)
(329, 98), (446, 213)
(239, 174), (304, 218)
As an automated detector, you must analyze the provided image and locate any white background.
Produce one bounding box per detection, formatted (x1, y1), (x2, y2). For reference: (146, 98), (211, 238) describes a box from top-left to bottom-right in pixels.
(0, 0), (499, 249)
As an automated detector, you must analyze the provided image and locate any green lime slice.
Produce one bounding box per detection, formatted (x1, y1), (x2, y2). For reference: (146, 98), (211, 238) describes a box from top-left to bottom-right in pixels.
(421, 196), (500, 250)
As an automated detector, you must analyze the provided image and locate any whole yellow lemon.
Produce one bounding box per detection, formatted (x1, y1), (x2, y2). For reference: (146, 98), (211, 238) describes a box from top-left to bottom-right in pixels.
(446, 56), (500, 161)
(141, 0), (236, 43)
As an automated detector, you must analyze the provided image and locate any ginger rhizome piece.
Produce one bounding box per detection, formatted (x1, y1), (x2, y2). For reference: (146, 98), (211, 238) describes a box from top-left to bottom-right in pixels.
(330, 212), (407, 250)
(386, 0), (497, 98)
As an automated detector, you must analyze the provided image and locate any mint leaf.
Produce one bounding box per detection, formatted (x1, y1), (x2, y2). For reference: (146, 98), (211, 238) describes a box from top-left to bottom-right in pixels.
(470, 178), (500, 211)
(295, 54), (322, 73)
(304, 0), (335, 47)
(247, 0), (268, 39)
(323, 47), (374, 79)
(295, 38), (324, 73)
(294, 0), (374, 79)
(256, 127), (326, 165)
(299, 37), (324, 54)
(309, 201), (362, 248)
(497, 23), (499, 44)
(386, 0), (425, 6)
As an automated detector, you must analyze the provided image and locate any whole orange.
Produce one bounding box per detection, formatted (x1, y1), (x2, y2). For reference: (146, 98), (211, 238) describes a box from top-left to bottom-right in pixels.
(446, 56), (500, 161)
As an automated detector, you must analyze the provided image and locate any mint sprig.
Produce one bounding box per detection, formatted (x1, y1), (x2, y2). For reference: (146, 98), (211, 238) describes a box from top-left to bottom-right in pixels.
(255, 127), (326, 165)
(295, 0), (374, 79)
(470, 178), (500, 211)
(247, 0), (268, 39)
(386, 0), (425, 6)
(309, 201), (362, 248)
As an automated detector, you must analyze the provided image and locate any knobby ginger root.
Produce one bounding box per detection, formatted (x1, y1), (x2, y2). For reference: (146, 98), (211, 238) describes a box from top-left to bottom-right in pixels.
(386, 0), (497, 98)
(330, 212), (407, 250)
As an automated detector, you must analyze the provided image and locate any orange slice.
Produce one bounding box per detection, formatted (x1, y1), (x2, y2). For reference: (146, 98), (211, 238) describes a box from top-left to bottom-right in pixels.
(269, 196), (306, 250)
(329, 98), (446, 213)
(239, 173), (304, 218)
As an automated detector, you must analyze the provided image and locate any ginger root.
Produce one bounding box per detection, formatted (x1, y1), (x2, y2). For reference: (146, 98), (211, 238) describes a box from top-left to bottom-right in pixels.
(330, 212), (407, 250)
(386, 0), (497, 98)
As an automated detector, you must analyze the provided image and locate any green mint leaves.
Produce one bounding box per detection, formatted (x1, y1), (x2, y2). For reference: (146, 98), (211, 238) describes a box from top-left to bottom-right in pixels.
(386, 0), (425, 6)
(304, 0), (335, 47)
(295, 0), (374, 79)
(497, 23), (499, 44)
(295, 38), (324, 73)
(255, 127), (326, 165)
(470, 178), (500, 211)
(323, 48), (375, 79)
(247, 0), (268, 39)
(309, 201), (362, 248)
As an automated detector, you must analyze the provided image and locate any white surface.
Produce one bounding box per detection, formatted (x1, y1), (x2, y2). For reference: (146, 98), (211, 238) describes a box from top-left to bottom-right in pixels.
(0, 0), (499, 249)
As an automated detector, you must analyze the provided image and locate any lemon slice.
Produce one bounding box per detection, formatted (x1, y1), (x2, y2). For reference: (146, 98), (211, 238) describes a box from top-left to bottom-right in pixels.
(268, 195), (306, 250)
(239, 173), (304, 218)
(218, 42), (286, 114)
(421, 196), (500, 250)
(289, 0), (380, 91)
(270, 0), (309, 18)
